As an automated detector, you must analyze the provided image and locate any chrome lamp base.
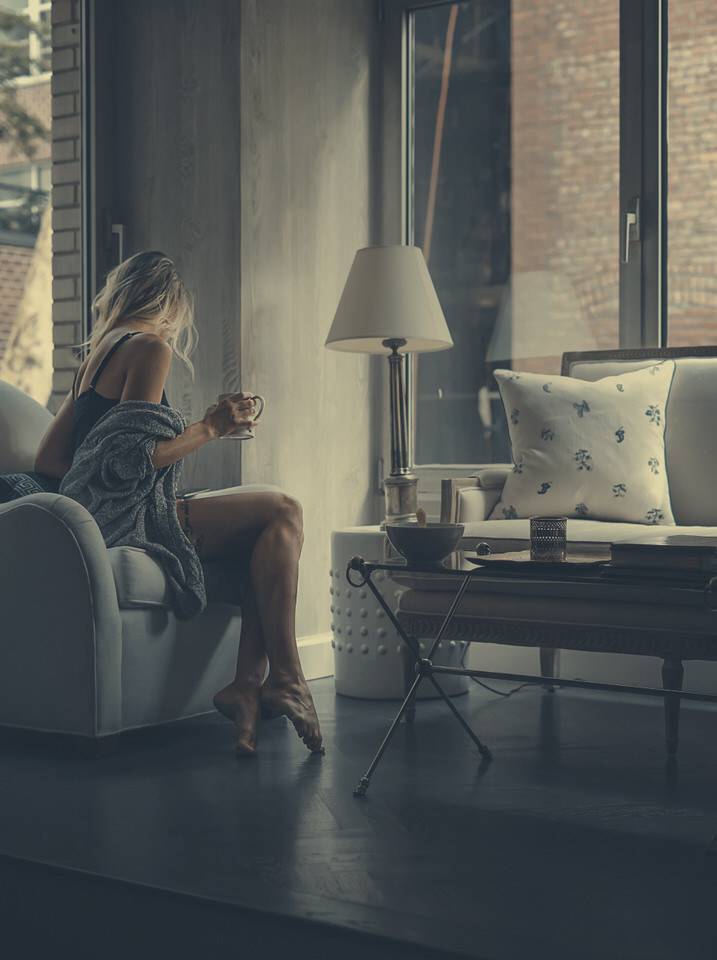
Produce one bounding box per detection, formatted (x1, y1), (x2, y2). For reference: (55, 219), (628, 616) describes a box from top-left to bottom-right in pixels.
(382, 473), (418, 525)
(381, 338), (419, 526)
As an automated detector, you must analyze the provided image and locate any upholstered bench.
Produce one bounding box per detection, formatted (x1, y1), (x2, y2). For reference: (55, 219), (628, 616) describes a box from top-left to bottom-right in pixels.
(401, 346), (717, 753)
(442, 346), (717, 551)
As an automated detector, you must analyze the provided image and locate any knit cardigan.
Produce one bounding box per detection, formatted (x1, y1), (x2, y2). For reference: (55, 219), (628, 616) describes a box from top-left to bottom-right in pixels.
(59, 400), (206, 619)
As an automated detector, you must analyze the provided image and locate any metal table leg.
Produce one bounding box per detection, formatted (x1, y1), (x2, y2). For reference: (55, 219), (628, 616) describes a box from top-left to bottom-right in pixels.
(426, 671), (492, 759)
(346, 556), (491, 794)
(353, 673), (425, 796)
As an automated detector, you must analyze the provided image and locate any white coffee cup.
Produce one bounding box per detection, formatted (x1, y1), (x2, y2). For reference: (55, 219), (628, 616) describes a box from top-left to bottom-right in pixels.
(217, 393), (265, 440)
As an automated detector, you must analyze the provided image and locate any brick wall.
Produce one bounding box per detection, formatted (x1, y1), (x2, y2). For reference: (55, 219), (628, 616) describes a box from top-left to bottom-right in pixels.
(512, 0), (620, 362)
(666, 0), (717, 345)
(0, 79), (52, 167)
(50, 0), (82, 411)
(0, 245), (34, 358)
(512, 0), (717, 355)
(0, 75), (52, 369)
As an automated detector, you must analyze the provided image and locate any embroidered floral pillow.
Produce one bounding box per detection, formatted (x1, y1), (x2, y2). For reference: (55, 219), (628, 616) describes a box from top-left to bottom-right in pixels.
(488, 361), (676, 524)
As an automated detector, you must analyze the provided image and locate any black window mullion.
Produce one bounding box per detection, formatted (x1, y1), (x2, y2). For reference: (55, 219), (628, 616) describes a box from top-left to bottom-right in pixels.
(620, 0), (667, 348)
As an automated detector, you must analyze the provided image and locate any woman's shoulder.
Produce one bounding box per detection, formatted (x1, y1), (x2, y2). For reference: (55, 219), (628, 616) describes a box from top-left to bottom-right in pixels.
(119, 332), (173, 401)
(125, 330), (171, 351)
(125, 331), (172, 363)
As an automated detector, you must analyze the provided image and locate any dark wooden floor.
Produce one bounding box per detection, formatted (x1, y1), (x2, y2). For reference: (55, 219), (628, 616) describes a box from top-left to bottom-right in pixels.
(1, 677), (716, 960)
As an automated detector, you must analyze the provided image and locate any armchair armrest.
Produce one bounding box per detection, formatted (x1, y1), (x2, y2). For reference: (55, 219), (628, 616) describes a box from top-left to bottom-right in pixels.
(441, 466), (511, 523)
(0, 493), (123, 737)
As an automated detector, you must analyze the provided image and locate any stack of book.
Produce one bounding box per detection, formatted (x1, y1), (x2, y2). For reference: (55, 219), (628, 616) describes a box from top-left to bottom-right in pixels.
(610, 535), (717, 571)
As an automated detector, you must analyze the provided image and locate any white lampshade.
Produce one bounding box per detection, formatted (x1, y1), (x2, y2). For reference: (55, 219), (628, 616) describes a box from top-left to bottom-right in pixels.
(325, 245), (453, 354)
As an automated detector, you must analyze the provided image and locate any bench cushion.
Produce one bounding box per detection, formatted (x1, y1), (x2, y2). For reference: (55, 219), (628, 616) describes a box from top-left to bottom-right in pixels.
(460, 518), (717, 552)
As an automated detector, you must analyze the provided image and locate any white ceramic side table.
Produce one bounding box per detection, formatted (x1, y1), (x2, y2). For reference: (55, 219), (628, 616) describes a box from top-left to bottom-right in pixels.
(330, 527), (469, 699)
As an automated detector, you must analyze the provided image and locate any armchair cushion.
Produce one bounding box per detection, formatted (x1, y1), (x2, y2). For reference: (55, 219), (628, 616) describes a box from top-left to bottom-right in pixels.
(108, 546), (174, 608)
(0, 378), (53, 473)
(488, 361), (676, 524)
(468, 466), (511, 488)
(109, 546), (248, 609)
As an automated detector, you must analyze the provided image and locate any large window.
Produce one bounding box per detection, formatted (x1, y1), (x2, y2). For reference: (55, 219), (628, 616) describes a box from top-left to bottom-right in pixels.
(401, 0), (714, 471)
(409, 0), (620, 465)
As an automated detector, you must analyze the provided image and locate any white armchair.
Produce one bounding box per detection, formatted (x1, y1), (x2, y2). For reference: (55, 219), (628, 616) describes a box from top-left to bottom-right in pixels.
(0, 378), (258, 754)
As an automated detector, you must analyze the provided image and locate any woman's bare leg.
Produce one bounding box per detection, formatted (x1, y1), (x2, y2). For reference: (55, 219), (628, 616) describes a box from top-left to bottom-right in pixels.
(213, 585), (267, 756)
(178, 492), (323, 755)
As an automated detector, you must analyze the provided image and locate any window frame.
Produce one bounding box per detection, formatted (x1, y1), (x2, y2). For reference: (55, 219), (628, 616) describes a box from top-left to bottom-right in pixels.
(620, 0), (667, 348)
(380, 0), (667, 494)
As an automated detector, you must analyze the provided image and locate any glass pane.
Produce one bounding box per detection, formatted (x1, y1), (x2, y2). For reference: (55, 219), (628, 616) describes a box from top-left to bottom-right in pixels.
(666, 2), (717, 346)
(410, 0), (620, 465)
(0, 6), (52, 404)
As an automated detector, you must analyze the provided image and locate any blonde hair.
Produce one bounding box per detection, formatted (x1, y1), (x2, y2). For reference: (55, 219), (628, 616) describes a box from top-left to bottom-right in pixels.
(84, 251), (198, 377)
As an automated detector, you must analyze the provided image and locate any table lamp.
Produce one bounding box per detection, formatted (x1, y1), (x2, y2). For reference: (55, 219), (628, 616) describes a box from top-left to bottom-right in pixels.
(325, 245), (453, 522)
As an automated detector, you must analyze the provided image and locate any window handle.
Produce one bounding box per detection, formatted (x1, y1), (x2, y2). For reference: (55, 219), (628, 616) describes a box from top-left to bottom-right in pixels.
(111, 223), (125, 264)
(621, 197), (640, 263)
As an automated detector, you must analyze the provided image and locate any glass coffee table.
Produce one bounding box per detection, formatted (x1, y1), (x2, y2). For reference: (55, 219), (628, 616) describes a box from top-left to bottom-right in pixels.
(346, 551), (717, 813)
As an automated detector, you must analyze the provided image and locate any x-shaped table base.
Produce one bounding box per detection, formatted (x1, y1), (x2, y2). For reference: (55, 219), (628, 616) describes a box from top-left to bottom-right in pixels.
(346, 556), (492, 797)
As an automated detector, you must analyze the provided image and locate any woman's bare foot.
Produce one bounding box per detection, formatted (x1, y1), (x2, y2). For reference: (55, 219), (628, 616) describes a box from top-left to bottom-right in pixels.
(260, 677), (325, 753)
(213, 683), (262, 757)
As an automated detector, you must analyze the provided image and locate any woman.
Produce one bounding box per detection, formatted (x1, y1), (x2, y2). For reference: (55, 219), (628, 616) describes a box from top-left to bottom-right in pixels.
(34, 250), (323, 757)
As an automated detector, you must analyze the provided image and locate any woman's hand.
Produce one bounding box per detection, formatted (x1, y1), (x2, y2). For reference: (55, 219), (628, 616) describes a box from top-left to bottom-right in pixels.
(202, 392), (260, 439)
(152, 394), (260, 469)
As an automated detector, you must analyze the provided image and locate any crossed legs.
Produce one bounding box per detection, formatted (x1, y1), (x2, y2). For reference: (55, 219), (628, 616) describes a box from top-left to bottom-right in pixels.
(177, 491), (323, 757)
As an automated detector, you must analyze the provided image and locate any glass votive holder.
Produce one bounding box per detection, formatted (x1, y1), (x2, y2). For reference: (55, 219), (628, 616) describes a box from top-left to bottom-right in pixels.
(530, 516), (567, 562)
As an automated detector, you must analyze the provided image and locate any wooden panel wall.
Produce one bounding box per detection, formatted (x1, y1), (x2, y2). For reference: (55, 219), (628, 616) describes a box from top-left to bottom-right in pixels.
(240, 0), (377, 639)
(93, 0), (379, 642)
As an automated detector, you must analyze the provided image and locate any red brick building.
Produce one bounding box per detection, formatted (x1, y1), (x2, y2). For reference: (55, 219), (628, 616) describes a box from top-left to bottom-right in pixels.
(511, 0), (717, 354)
(0, 72), (51, 368)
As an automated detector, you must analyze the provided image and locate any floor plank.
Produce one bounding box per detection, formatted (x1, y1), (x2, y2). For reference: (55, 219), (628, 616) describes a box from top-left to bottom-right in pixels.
(1, 678), (716, 960)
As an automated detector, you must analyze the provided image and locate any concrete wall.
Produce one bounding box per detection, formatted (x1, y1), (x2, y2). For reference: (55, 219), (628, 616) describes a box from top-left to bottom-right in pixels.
(239, 0), (378, 645)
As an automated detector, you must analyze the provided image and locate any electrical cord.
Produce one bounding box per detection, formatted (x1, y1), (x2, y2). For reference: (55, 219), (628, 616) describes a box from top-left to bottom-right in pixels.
(459, 641), (540, 697)
(469, 677), (538, 697)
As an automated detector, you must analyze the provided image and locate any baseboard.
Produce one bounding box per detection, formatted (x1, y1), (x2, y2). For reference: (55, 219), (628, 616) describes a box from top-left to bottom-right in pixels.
(298, 632), (334, 681)
(299, 632), (717, 695)
(466, 643), (717, 697)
